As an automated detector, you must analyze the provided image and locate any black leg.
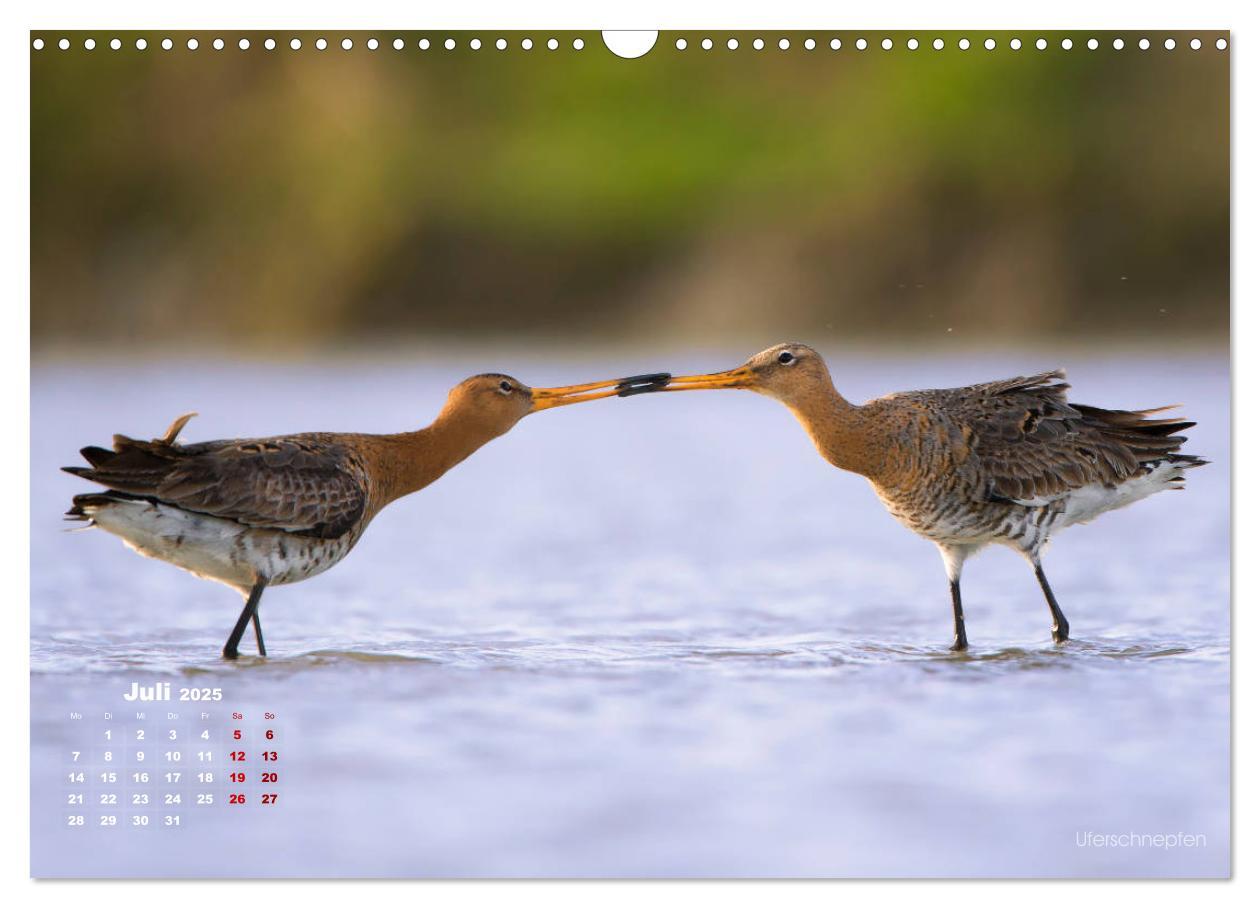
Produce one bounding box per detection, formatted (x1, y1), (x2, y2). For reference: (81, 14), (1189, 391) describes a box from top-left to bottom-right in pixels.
(1033, 561), (1070, 644)
(251, 610), (266, 657)
(949, 578), (968, 651)
(224, 579), (268, 660)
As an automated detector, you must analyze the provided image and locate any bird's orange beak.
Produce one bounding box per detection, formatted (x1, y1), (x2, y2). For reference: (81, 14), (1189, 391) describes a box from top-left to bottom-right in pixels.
(653, 366), (756, 392)
(530, 373), (671, 411)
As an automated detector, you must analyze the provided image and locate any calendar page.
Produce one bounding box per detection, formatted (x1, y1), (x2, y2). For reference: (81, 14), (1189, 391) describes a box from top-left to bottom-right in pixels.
(30, 28), (1230, 879)
(40, 686), (284, 863)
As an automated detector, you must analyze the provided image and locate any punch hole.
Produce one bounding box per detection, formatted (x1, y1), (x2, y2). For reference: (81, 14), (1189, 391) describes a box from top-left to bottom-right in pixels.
(1113, 38), (1124, 50)
(907, 38), (919, 50)
(830, 38), (841, 50)
(1189, 38), (1201, 50)
(187, 38), (198, 50)
(1087, 38), (1098, 50)
(547, 38), (559, 50)
(444, 38), (456, 50)
(727, 38), (739, 50)
(368, 38), (379, 51)
(84, 38), (96, 50)
(675, 38), (687, 50)
(58, 37), (69, 50)
(932, 38), (944, 50)
(1164, 38), (1176, 50)
(315, 38), (327, 51)
(1139, 38), (1150, 50)
(1216, 38), (1227, 50)
(342, 38), (354, 51)
(804, 38), (816, 50)
(136, 38), (147, 50)
(213, 38), (225, 50)
(162, 38), (173, 51)
(573, 38), (584, 50)
(602, 29), (660, 58)
(701, 37), (713, 51)
(419, 38), (430, 50)
(470, 38), (482, 50)
(240, 38), (251, 51)
(958, 38), (970, 50)
(495, 38), (507, 50)
(753, 38), (765, 50)
(856, 38), (867, 50)
(1061, 38), (1073, 50)
(265, 38), (276, 50)
(880, 38), (891, 51)
(984, 38), (995, 50)
(1036, 38), (1047, 50)
(290, 38), (302, 50)
(778, 38), (790, 50)
(32, 37), (44, 50)
(1010, 38), (1022, 50)
(521, 38), (533, 50)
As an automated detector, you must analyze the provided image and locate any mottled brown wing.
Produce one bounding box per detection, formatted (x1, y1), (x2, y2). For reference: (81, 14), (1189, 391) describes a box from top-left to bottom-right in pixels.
(64, 426), (367, 538)
(154, 438), (368, 537)
(942, 370), (1196, 503)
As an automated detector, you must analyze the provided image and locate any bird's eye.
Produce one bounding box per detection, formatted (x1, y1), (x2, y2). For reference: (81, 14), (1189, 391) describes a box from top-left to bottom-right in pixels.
(778, 351), (796, 365)
(497, 379), (513, 395)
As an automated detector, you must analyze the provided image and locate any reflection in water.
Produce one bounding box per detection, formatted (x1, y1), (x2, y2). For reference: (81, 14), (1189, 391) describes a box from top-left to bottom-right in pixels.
(30, 351), (1230, 877)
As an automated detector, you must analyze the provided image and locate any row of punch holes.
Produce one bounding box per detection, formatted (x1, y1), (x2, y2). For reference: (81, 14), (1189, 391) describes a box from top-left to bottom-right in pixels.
(32, 34), (1230, 54)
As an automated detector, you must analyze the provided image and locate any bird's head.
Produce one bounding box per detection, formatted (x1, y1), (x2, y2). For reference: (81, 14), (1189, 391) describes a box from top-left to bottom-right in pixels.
(439, 371), (670, 438)
(627, 343), (834, 407)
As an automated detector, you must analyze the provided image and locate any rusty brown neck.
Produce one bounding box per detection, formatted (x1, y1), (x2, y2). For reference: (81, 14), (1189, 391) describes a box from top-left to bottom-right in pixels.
(781, 386), (882, 478)
(374, 412), (507, 506)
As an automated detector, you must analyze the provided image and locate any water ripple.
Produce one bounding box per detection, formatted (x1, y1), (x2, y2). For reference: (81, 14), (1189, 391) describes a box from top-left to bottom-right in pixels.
(31, 629), (1227, 679)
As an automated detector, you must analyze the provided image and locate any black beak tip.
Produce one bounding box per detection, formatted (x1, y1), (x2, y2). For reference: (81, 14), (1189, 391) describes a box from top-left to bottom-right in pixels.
(616, 372), (671, 397)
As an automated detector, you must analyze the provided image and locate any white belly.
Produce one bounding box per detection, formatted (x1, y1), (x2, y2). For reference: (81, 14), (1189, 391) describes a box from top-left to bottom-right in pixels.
(989, 459), (1197, 555)
(1018, 459), (1192, 528)
(85, 499), (356, 590)
(876, 459), (1194, 557)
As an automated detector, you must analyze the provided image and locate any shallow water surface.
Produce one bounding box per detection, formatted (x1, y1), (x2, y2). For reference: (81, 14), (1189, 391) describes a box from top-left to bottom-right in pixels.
(30, 350), (1230, 877)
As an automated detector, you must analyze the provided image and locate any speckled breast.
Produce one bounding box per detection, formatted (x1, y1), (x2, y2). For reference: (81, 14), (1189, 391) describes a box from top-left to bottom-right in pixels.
(250, 526), (365, 586)
(870, 476), (1041, 548)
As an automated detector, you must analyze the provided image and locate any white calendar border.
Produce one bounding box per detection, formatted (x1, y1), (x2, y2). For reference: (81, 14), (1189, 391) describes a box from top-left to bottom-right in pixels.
(4, 0), (1251, 903)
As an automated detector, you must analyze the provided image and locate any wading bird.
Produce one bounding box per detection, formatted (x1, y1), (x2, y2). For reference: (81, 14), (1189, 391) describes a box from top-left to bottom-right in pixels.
(65, 371), (668, 659)
(626, 343), (1203, 650)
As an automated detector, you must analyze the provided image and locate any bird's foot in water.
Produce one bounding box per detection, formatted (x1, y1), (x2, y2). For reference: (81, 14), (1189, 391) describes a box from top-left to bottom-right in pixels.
(949, 636), (969, 652)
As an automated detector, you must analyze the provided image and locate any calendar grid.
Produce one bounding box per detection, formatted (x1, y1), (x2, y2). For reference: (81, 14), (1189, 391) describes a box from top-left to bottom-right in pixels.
(57, 696), (282, 833)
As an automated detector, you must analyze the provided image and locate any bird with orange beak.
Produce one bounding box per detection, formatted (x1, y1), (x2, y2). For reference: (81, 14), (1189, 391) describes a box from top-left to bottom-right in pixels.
(64, 369), (669, 659)
(625, 342), (1203, 650)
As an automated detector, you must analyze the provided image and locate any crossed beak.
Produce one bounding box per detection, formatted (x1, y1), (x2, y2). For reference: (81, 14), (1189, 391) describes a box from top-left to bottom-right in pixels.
(618, 365), (755, 395)
(530, 373), (671, 411)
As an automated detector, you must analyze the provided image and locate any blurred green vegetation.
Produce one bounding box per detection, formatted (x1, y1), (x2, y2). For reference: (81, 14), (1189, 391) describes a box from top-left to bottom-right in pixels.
(31, 31), (1229, 349)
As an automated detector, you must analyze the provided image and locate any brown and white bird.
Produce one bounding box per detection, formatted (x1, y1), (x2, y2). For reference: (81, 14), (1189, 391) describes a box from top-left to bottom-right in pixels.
(64, 370), (668, 659)
(628, 343), (1205, 650)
